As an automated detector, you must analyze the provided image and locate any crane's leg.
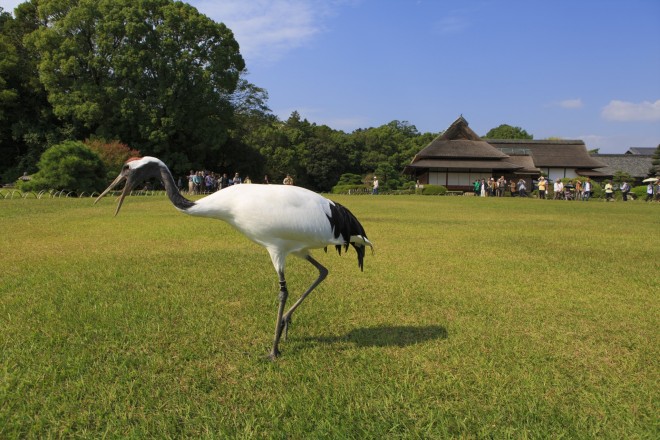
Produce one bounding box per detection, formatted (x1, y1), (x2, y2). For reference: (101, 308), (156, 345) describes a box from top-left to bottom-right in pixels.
(269, 271), (288, 360)
(279, 255), (328, 340)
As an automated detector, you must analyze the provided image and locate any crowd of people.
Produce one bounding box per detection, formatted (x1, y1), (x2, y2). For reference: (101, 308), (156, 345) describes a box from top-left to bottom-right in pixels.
(177, 170), (295, 194)
(471, 176), (660, 201)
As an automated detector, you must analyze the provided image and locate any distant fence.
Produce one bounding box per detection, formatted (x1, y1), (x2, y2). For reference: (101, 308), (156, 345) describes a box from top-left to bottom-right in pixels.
(0, 189), (167, 200)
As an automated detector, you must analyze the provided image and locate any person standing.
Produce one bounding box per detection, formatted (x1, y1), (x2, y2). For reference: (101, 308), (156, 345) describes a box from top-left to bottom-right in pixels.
(517, 178), (527, 197)
(372, 176), (379, 195)
(188, 170), (195, 194)
(497, 176), (506, 197)
(204, 172), (214, 193)
(620, 181), (630, 201)
(538, 176), (547, 199)
(604, 180), (614, 201)
(219, 173), (229, 189)
(645, 182), (654, 201)
(553, 179), (564, 200)
(193, 171), (203, 194)
(583, 178), (592, 201)
(574, 179), (582, 201)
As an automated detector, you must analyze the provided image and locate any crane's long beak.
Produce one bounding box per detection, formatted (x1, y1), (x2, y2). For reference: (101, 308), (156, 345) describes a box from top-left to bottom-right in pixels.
(94, 173), (131, 216)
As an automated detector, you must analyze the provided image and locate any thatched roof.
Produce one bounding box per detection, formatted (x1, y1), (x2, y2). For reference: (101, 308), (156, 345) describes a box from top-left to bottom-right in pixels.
(414, 139), (509, 160)
(405, 159), (522, 170)
(506, 155), (541, 174)
(591, 154), (653, 178)
(625, 147), (656, 156)
(486, 139), (607, 168)
(410, 116), (509, 163)
(404, 116), (609, 178)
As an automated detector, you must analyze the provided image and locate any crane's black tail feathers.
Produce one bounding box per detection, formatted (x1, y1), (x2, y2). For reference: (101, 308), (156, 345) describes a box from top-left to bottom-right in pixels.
(326, 201), (372, 271)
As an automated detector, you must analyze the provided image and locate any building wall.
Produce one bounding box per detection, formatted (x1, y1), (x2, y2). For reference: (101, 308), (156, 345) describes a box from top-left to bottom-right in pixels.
(429, 170), (492, 186)
(544, 168), (579, 181)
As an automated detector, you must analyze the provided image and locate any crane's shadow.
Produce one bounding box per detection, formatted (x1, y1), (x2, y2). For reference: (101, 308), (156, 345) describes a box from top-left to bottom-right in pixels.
(303, 324), (448, 348)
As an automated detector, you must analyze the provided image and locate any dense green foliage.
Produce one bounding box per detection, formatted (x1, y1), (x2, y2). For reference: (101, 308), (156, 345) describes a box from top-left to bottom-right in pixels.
(0, 196), (657, 437)
(0, 1), (441, 192)
(28, 0), (244, 172)
(421, 184), (448, 195)
(652, 144), (660, 175)
(8, 1), (629, 195)
(17, 140), (106, 192)
(484, 124), (533, 140)
(84, 139), (141, 180)
(631, 185), (650, 199)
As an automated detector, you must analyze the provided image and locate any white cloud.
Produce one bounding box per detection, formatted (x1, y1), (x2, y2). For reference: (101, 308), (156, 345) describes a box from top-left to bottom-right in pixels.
(601, 99), (660, 122)
(578, 134), (607, 145)
(191, 0), (343, 64)
(559, 98), (583, 109)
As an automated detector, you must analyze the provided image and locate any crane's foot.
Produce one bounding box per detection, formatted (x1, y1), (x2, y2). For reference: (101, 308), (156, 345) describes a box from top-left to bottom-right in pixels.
(267, 349), (281, 361)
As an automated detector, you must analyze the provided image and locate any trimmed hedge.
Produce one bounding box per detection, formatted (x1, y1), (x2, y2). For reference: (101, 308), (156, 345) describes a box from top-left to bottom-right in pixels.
(331, 184), (369, 194)
(421, 184), (447, 195)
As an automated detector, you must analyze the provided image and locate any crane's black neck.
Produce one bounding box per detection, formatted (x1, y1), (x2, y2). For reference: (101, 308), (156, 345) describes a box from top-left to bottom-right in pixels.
(156, 164), (196, 211)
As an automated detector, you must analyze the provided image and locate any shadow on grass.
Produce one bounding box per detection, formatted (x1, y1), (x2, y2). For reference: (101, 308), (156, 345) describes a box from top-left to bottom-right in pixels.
(304, 324), (448, 348)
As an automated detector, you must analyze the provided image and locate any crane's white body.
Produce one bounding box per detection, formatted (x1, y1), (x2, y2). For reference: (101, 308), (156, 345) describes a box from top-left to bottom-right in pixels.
(187, 184), (370, 273)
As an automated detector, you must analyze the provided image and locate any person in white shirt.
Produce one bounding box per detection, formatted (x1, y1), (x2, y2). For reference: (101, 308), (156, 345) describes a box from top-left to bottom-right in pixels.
(553, 179), (564, 200)
(582, 179), (592, 201)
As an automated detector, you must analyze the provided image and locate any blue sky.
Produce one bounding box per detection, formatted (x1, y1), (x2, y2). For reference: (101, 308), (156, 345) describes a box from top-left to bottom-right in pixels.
(3, 0), (659, 153)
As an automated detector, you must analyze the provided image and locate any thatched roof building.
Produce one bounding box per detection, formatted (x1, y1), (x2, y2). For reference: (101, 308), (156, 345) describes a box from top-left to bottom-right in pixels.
(486, 139), (608, 177)
(590, 154), (653, 182)
(404, 116), (607, 190)
(625, 147), (656, 156)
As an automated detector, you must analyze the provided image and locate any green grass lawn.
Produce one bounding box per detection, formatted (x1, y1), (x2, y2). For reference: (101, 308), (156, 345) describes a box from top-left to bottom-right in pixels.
(1, 194), (658, 438)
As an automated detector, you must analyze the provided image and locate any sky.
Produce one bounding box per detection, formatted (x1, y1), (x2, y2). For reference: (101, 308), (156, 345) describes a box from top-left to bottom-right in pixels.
(3, 0), (659, 153)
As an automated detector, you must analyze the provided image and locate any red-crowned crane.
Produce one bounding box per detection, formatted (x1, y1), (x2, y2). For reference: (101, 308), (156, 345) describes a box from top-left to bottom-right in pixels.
(95, 157), (373, 359)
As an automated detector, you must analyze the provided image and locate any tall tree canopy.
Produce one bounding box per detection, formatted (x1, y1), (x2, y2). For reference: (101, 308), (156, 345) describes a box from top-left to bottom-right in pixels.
(651, 144), (660, 176)
(484, 124), (533, 140)
(0, 2), (61, 181)
(25, 0), (245, 173)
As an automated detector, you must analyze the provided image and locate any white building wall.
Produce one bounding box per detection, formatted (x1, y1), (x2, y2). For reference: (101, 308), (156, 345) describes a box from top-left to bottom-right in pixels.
(429, 170), (494, 186)
(547, 168), (579, 181)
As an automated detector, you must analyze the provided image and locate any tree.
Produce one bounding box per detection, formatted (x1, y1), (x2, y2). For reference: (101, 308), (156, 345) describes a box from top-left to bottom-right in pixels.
(612, 170), (632, 186)
(26, 0), (245, 174)
(18, 141), (106, 193)
(84, 139), (140, 179)
(484, 124), (533, 139)
(0, 2), (62, 183)
(651, 144), (660, 176)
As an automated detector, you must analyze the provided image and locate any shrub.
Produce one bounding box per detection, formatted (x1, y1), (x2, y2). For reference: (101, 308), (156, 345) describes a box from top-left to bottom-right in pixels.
(17, 141), (107, 193)
(335, 173), (364, 186)
(85, 139), (140, 179)
(631, 185), (648, 199)
(330, 184), (368, 194)
(421, 184), (447, 195)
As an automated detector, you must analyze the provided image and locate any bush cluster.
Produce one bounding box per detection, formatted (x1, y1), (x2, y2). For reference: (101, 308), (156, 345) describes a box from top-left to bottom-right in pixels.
(421, 184), (448, 195)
